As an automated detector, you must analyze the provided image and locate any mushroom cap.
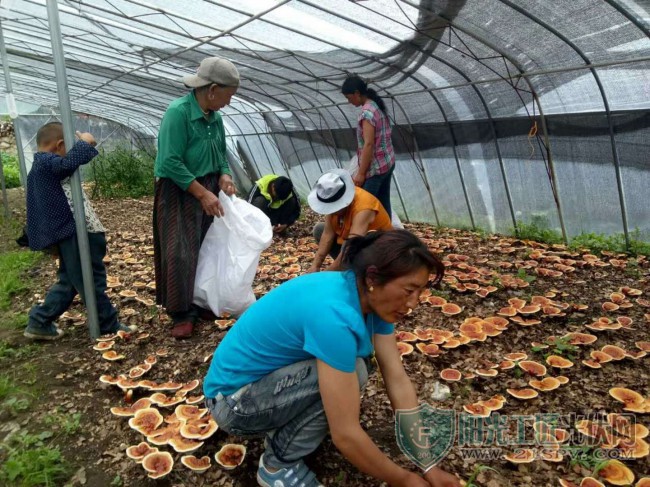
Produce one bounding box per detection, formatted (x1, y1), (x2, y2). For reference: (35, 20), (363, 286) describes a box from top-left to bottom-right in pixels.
(558, 479), (579, 487)
(483, 316), (509, 329)
(507, 388), (539, 400)
(395, 331), (418, 342)
(149, 393), (185, 408)
(504, 352), (528, 361)
(180, 420), (218, 441)
(597, 459), (635, 485)
(102, 350), (125, 361)
(126, 442), (158, 462)
(497, 306), (518, 317)
(416, 343), (441, 356)
(617, 437), (650, 459)
(582, 359), (602, 369)
(519, 360), (547, 376)
(441, 338), (461, 349)
(502, 448), (535, 463)
(180, 455), (211, 473)
(93, 341), (115, 351)
(463, 403), (491, 417)
(529, 377), (561, 391)
(601, 345), (628, 360)
(539, 449), (563, 462)
(396, 342), (415, 357)
(179, 379), (201, 395)
(169, 433), (204, 453)
(556, 376), (570, 384)
(111, 398), (153, 417)
(441, 303), (462, 315)
(427, 296), (447, 307)
(508, 298), (527, 310)
(475, 368), (498, 377)
(499, 360), (516, 370)
(440, 369), (462, 381)
(186, 395), (205, 405)
(609, 387), (645, 407)
(635, 479), (650, 487)
(564, 333), (598, 345)
(99, 374), (120, 385)
(546, 355), (574, 368)
(128, 408), (164, 435)
(590, 351), (613, 364)
(215, 444), (246, 470)
(175, 404), (208, 421)
(478, 396), (506, 411)
(580, 479), (605, 487)
(147, 426), (178, 446)
(141, 451), (174, 479)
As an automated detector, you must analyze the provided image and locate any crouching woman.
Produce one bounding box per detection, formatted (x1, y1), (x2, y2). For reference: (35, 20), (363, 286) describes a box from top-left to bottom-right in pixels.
(203, 230), (460, 487)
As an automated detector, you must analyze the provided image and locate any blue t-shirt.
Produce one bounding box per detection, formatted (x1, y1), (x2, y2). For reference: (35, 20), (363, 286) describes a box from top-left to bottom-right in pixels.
(203, 271), (394, 398)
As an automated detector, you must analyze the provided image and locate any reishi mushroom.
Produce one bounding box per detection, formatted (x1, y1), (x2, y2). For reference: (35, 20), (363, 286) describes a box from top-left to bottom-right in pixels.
(141, 451), (174, 479)
(215, 444), (246, 470)
(180, 455), (211, 473)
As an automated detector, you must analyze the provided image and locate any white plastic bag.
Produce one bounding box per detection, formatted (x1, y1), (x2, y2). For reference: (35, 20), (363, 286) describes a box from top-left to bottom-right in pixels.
(193, 191), (273, 317)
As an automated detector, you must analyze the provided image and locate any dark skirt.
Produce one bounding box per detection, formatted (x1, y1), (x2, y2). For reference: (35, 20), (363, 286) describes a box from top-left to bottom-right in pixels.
(153, 174), (220, 314)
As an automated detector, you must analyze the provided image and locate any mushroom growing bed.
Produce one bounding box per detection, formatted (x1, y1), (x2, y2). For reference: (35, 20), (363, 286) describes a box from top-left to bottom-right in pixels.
(9, 196), (649, 487)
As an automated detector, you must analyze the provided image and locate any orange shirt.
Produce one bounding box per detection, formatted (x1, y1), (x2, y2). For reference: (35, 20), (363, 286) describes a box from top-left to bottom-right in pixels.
(328, 187), (392, 244)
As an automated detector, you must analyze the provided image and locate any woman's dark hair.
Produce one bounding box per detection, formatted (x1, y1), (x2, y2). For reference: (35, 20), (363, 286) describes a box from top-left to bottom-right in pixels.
(341, 75), (387, 113)
(342, 230), (444, 289)
(271, 176), (293, 200)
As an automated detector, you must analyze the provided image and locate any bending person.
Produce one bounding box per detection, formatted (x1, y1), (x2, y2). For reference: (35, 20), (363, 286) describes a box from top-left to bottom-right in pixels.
(204, 230), (460, 487)
(248, 174), (301, 234)
(153, 57), (239, 339)
(308, 169), (392, 273)
(342, 75), (396, 217)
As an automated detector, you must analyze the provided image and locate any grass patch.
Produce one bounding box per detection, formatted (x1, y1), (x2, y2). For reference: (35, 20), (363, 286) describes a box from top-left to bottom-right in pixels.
(0, 431), (70, 487)
(514, 221), (564, 245)
(0, 313), (28, 331)
(0, 153), (22, 189)
(0, 250), (43, 311)
(44, 410), (82, 436)
(0, 341), (39, 361)
(86, 147), (154, 199)
(0, 374), (32, 416)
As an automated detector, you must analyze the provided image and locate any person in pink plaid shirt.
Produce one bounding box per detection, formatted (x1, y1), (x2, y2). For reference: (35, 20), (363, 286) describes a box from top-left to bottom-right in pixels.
(342, 75), (396, 218)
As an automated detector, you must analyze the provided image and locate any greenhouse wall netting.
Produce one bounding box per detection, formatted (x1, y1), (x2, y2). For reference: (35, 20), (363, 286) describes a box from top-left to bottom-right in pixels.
(0, 0), (648, 243)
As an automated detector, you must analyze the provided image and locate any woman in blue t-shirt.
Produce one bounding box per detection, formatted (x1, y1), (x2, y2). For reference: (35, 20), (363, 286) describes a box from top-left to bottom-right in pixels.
(204, 230), (460, 487)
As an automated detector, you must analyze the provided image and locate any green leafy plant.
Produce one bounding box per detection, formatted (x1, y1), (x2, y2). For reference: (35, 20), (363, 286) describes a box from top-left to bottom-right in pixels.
(86, 147), (155, 199)
(569, 229), (650, 256)
(0, 153), (22, 189)
(564, 445), (601, 470)
(110, 475), (123, 487)
(516, 268), (536, 284)
(44, 410), (82, 436)
(532, 336), (577, 359)
(0, 251), (43, 311)
(513, 221), (563, 245)
(0, 431), (69, 487)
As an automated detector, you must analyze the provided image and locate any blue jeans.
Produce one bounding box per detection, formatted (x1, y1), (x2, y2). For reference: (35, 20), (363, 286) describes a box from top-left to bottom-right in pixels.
(363, 166), (394, 218)
(207, 358), (368, 469)
(28, 232), (119, 334)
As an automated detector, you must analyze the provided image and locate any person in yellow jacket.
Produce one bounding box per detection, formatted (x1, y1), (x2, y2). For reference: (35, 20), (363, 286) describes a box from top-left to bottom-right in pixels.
(248, 174), (301, 234)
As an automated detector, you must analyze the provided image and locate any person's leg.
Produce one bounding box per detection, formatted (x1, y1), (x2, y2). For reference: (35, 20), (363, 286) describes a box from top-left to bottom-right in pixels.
(362, 169), (393, 218)
(25, 242), (76, 339)
(86, 233), (121, 334)
(207, 358), (368, 473)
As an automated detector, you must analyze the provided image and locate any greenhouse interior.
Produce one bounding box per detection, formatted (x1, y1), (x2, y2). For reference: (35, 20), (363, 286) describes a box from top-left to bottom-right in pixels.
(0, 1), (649, 487)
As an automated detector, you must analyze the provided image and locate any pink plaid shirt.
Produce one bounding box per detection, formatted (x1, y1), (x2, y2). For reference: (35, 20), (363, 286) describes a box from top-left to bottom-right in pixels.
(357, 100), (395, 177)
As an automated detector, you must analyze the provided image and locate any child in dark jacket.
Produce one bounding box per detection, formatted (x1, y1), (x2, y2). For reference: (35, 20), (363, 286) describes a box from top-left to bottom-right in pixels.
(24, 122), (136, 340)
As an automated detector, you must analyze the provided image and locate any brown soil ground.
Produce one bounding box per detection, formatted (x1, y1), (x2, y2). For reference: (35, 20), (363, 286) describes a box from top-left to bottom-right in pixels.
(0, 190), (648, 487)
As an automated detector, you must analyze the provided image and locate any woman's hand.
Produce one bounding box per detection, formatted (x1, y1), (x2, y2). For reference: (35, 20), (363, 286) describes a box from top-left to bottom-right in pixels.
(199, 190), (225, 217)
(219, 174), (237, 196)
(305, 263), (320, 274)
(424, 467), (461, 487)
(353, 172), (366, 187)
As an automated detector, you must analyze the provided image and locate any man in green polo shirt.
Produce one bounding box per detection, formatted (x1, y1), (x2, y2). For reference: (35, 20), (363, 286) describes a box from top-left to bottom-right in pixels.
(248, 174), (301, 234)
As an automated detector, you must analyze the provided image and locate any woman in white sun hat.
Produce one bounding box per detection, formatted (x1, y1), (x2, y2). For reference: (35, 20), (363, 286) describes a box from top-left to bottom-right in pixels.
(307, 169), (393, 273)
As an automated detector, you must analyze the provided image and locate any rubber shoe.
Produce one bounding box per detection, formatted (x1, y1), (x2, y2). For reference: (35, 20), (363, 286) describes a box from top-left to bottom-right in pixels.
(117, 323), (138, 333)
(24, 324), (64, 341)
(257, 454), (323, 487)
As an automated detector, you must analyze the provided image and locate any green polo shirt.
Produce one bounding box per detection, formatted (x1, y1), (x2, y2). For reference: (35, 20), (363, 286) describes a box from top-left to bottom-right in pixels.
(154, 92), (231, 190)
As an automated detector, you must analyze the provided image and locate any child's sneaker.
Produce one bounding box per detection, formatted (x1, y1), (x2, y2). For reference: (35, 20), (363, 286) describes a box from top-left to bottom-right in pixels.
(257, 453), (323, 487)
(24, 324), (64, 341)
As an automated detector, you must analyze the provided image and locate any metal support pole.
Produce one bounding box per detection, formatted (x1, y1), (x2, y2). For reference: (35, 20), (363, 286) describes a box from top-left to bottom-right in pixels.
(0, 19), (29, 187)
(46, 0), (100, 340)
(0, 152), (9, 219)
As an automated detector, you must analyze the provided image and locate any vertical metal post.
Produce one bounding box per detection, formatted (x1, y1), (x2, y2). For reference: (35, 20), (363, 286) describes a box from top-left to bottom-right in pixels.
(0, 152), (9, 219)
(46, 0), (100, 339)
(0, 19), (29, 187)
